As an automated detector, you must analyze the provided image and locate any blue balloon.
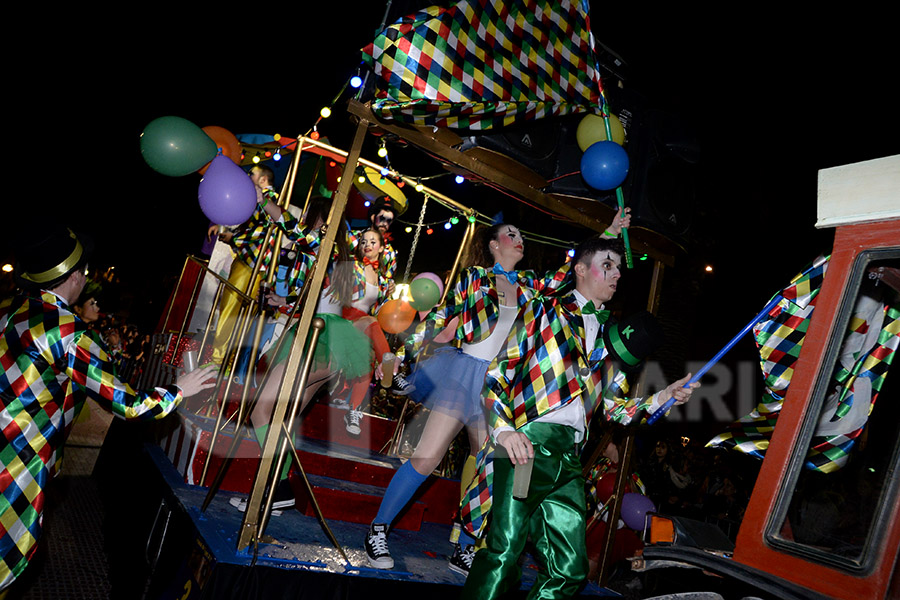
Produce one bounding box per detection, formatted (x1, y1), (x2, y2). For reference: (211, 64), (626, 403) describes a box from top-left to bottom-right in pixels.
(580, 141), (629, 190)
(621, 492), (655, 530)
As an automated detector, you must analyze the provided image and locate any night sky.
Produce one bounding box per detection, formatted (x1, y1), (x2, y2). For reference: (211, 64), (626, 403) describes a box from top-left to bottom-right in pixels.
(5, 4), (896, 433)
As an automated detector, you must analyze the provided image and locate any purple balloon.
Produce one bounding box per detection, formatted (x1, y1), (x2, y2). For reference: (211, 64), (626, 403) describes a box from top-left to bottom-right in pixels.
(621, 492), (656, 531)
(198, 155), (257, 226)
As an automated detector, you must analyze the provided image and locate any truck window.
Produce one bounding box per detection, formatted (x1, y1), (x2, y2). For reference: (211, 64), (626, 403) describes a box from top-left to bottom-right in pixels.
(767, 252), (900, 573)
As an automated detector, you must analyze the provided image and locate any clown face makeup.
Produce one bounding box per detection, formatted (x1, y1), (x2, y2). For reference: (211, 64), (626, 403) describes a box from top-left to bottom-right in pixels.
(575, 250), (622, 305)
(360, 231), (384, 259)
(372, 210), (395, 233)
(490, 225), (525, 266)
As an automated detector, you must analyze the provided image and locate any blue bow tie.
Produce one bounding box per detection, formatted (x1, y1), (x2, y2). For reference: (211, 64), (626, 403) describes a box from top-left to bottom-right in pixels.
(492, 263), (519, 284)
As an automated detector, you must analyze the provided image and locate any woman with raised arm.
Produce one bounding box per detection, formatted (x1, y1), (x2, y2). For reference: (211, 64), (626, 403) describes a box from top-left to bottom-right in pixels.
(363, 208), (631, 574)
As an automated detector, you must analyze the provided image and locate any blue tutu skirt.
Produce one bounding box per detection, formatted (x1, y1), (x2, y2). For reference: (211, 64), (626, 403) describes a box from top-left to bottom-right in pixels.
(408, 347), (489, 426)
(269, 313), (373, 379)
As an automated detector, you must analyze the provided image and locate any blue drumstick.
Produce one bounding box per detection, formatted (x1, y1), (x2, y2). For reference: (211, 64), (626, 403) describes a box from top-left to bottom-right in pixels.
(646, 295), (782, 425)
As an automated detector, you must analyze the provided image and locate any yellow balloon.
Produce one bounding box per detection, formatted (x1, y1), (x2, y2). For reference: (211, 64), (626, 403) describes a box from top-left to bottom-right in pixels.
(576, 113), (626, 151)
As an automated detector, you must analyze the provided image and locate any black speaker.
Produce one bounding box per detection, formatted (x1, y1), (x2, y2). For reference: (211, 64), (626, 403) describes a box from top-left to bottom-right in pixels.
(458, 116), (567, 178)
(459, 90), (700, 250)
(622, 108), (700, 246)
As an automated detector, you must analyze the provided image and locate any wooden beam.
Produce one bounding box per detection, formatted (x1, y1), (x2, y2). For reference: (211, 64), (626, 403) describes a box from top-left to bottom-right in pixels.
(347, 99), (607, 234)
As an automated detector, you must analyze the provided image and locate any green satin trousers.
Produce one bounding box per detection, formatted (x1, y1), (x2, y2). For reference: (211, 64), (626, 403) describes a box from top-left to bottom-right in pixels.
(462, 423), (588, 600)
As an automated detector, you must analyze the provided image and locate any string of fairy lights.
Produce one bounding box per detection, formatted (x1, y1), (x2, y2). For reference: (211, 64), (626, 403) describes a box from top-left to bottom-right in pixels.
(237, 74), (650, 264)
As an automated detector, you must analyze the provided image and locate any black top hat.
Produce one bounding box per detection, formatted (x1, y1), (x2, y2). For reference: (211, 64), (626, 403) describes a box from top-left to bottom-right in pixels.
(603, 310), (664, 370)
(14, 224), (94, 291)
(367, 194), (407, 218)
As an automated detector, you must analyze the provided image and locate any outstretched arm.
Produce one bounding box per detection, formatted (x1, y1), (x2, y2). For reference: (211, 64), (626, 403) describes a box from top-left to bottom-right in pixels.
(601, 206), (631, 238)
(68, 335), (216, 421)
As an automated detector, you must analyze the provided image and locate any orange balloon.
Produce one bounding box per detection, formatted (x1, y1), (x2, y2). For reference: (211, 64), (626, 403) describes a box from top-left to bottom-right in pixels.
(198, 126), (242, 174)
(377, 299), (416, 334)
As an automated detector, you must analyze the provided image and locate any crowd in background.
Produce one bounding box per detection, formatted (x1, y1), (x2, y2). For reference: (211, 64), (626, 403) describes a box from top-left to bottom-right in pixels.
(67, 277), (154, 387)
(636, 435), (755, 540)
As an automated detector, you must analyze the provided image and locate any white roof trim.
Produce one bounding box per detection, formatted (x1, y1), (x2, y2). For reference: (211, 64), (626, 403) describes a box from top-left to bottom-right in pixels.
(816, 155), (900, 228)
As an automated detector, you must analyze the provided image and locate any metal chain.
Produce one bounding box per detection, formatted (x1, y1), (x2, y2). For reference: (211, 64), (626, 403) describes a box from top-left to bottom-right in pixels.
(402, 194), (430, 284)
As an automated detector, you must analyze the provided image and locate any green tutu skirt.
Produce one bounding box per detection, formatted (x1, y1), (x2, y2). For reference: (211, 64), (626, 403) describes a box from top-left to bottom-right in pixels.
(269, 313), (374, 379)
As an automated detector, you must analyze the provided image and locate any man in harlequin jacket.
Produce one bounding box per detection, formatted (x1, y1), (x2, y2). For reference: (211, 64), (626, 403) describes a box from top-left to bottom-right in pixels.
(0, 226), (216, 594)
(460, 236), (699, 600)
(210, 164), (303, 365)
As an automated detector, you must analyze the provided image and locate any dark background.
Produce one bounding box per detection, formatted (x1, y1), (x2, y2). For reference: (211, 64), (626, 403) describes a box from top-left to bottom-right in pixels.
(4, 3), (896, 438)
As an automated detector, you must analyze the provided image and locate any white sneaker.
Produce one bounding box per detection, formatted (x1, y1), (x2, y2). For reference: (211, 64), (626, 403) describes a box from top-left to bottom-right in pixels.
(345, 409), (363, 436)
(228, 481), (295, 516)
(229, 496), (284, 516)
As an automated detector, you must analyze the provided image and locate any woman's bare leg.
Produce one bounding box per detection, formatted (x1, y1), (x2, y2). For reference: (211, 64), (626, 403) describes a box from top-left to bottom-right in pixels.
(251, 362), (333, 432)
(409, 409), (466, 476)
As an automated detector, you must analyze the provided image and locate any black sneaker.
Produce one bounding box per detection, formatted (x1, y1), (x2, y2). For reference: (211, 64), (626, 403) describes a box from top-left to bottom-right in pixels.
(365, 523), (394, 569)
(229, 480), (295, 515)
(345, 409), (363, 436)
(448, 543), (476, 575)
(390, 373), (415, 396)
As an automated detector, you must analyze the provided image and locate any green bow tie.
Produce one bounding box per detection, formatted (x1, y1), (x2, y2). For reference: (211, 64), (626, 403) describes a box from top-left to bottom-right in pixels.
(581, 301), (610, 325)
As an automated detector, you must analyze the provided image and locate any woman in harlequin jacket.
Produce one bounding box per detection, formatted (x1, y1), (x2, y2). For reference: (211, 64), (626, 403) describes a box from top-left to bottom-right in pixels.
(335, 228), (395, 435)
(246, 221), (392, 465)
(363, 210), (632, 574)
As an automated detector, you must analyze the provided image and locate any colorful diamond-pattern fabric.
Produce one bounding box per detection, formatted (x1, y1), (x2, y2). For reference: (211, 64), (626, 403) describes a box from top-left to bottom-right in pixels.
(804, 303), (899, 472)
(707, 256), (829, 460)
(459, 293), (657, 537)
(362, 0), (604, 129)
(708, 256), (900, 473)
(400, 263), (569, 362)
(230, 190), (302, 277)
(1, 292), (184, 590)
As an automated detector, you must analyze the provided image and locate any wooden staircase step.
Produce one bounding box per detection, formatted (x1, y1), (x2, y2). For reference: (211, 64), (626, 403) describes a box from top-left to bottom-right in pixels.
(289, 473), (427, 531)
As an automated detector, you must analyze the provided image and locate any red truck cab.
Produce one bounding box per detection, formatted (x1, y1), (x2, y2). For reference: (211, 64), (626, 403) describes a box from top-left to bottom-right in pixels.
(637, 155), (900, 600)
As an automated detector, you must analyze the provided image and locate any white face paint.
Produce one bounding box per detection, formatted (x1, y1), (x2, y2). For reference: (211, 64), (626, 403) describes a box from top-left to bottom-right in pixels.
(490, 225), (525, 265)
(360, 231), (383, 259)
(576, 250), (622, 305)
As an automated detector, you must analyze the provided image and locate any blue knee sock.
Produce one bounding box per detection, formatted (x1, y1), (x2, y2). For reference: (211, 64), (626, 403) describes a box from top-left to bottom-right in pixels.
(458, 529), (475, 549)
(374, 461), (428, 525)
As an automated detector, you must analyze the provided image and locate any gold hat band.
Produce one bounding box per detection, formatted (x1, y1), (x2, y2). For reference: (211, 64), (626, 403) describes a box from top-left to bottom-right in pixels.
(21, 231), (84, 284)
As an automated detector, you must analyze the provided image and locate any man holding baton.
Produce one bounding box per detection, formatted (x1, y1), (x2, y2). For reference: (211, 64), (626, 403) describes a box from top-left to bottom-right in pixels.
(462, 235), (699, 600)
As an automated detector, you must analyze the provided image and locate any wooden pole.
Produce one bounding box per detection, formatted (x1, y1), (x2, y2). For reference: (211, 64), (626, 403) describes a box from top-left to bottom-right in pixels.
(236, 115), (370, 551)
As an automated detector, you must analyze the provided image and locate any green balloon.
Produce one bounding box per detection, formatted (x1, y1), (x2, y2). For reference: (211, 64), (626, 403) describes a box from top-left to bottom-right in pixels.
(140, 116), (217, 177)
(409, 278), (441, 311)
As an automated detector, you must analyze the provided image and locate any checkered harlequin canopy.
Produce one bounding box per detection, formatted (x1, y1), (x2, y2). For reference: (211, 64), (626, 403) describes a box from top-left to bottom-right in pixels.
(362, 0), (605, 129)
